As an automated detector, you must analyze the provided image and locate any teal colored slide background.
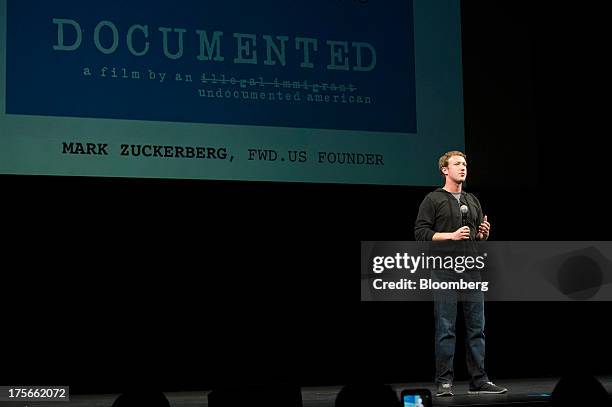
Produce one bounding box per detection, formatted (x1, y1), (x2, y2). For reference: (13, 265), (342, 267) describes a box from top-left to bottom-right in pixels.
(0, 0), (464, 186)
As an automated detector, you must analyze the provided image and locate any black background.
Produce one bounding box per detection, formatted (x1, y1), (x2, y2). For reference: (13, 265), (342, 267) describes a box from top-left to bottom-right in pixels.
(2, 0), (610, 394)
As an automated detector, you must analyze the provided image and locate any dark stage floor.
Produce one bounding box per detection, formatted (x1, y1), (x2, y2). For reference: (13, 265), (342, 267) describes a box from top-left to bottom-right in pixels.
(0, 377), (610, 407)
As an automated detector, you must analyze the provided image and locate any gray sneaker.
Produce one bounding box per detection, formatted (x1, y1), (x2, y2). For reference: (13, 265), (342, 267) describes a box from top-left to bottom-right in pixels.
(468, 381), (508, 394)
(436, 383), (454, 397)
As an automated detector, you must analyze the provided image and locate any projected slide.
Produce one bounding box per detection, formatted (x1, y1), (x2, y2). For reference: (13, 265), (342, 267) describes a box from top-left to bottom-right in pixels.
(0, 0), (464, 185)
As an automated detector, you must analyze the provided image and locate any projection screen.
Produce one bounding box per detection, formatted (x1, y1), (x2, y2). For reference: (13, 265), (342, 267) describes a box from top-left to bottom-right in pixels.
(0, 0), (464, 185)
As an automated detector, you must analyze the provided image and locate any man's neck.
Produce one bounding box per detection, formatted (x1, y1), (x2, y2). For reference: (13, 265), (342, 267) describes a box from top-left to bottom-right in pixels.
(443, 182), (462, 193)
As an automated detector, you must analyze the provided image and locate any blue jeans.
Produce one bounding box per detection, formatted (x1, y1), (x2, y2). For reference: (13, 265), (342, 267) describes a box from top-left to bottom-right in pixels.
(434, 289), (489, 388)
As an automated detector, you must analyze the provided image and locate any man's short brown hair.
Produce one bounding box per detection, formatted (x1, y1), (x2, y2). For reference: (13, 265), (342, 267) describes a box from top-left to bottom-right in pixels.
(439, 150), (466, 175)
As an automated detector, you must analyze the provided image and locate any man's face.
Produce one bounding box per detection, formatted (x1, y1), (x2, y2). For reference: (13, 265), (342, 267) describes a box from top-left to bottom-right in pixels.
(443, 155), (467, 183)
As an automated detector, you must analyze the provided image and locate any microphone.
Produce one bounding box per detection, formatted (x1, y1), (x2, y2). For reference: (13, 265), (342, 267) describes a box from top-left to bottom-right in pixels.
(460, 204), (469, 225)
(460, 204), (471, 240)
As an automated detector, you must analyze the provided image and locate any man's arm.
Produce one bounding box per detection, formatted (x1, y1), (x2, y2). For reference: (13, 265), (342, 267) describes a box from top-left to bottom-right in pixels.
(415, 197), (470, 240)
(436, 228), (471, 240)
(434, 231), (462, 241)
(414, 197), (436, 241)
(468, 193), (489, 240)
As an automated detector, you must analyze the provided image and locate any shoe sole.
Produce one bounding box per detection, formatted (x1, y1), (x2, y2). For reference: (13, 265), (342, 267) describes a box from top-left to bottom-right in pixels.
(467, 389), (507, 395)
(436, 391), (454, 397)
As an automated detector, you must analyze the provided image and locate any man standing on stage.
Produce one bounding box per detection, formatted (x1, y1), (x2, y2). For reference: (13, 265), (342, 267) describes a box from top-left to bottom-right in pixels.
(414, 151), (507, 397)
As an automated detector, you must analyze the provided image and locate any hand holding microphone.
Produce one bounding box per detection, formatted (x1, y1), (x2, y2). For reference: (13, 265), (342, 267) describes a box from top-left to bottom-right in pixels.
(451, 226), (471, 240)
